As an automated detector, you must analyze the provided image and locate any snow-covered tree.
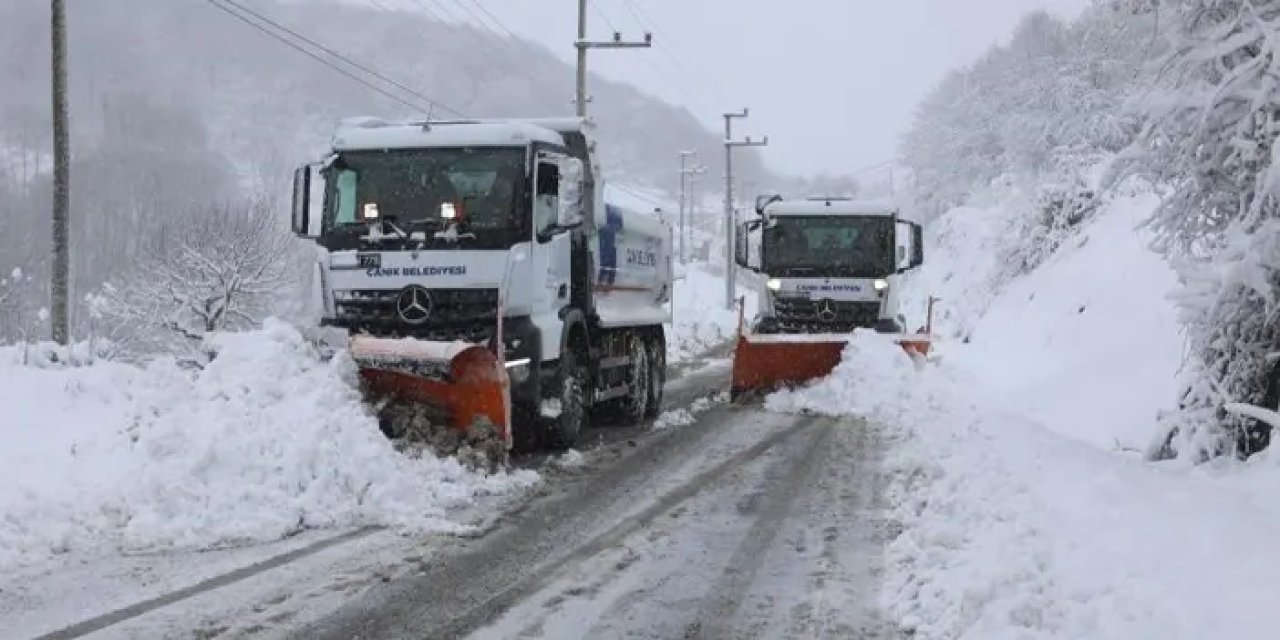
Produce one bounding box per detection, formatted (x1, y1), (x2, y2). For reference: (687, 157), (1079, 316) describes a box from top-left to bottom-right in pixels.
(93, 200), (296, 359)
(1118, 0), (1280, 460)
(902, 8), (1152, 219)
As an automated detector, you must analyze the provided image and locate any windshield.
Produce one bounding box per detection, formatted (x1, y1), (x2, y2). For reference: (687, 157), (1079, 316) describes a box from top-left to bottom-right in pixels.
(762, 215), (896, 277)
(321, 147), (528, 249)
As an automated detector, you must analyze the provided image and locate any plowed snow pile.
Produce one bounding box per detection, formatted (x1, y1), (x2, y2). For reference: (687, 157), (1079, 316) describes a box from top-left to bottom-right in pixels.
(0, 320), (536, 574)
(768, 334), (1280, 639)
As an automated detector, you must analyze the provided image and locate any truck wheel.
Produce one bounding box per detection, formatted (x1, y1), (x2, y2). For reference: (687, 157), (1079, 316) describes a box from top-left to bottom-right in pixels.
(644, 335), (665, 420)
(546, 347), (586, 451)
(619, 333), (651, 424)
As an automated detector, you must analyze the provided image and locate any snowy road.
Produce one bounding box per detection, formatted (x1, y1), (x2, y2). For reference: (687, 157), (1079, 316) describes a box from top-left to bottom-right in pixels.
(296, 406), (896, 640)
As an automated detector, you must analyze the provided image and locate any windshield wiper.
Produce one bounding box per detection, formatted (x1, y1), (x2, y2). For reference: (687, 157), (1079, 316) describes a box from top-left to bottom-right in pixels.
(359, 219), (412, 244)
(434, 222), (477, 243)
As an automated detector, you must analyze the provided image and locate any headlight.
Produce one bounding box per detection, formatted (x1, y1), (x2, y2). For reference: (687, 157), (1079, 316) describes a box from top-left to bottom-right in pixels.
(873, 279), (889, 291)
(766, 279), (782, 291)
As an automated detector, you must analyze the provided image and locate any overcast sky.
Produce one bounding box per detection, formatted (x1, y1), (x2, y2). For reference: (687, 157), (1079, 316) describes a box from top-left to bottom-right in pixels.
(383, 1), (1091, 178)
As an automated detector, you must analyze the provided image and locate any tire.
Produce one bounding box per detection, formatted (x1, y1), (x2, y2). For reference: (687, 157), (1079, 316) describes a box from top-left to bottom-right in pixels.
(546, 347), (586, 451)
(618, 332), (651, 424)
(644, 333), (665, 420)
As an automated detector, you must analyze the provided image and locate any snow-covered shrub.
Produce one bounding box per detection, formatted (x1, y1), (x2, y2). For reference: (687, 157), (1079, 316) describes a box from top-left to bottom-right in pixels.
(92, 200), (296, 360)
(1149, 221), (1280, 461)
(1116, 0), (1280, 460)
(998, 180), (1101, 283)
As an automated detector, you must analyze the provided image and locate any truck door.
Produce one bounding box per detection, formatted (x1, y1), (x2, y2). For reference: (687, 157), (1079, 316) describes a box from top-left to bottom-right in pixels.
(894, 219), (913, 272)
(532, 154), (573, 327)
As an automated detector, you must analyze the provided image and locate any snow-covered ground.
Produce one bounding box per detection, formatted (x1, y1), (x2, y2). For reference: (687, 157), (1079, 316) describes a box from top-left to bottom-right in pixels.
(764, 188), (1280, 638)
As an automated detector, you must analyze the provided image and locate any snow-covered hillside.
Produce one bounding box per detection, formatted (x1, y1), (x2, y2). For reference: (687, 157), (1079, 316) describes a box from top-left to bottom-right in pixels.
(902, 186), (1184, 450)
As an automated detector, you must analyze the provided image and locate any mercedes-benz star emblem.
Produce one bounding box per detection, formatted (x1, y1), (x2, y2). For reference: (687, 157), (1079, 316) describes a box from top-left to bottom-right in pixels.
(396, 286), (432, 325)
(815, 299), (838, 323)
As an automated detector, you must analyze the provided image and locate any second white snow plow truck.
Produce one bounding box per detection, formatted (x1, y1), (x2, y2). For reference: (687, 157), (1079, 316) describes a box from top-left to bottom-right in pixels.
(291, 117), (672, 462)
(730, 195), (933, 398)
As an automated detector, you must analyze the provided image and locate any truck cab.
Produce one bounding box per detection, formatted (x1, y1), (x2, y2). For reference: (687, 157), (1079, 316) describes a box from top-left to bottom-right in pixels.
(735, 196), (924, 334)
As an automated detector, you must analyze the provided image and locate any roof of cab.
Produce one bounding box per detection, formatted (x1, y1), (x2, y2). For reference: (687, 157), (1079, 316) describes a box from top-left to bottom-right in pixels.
(331, 117), (578, 151)
(763, 197), (898, 217)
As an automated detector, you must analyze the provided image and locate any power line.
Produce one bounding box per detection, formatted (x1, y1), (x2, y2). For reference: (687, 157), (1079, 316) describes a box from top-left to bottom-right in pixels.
(590, 0), (621, 33)
(610, 183), (665, 207)
(614, 0), (721, 105)
(446, 0), (511, 40)
(205, 0), (430, 114)
(464, 0), (521, 41)
(375, 0), (514, 74)
(207, 0), (466, 117)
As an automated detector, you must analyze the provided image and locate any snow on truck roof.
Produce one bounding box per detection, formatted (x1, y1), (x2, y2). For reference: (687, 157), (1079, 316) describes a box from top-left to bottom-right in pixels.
(331, 117), (586, 151)
(762, 197), (898, 217)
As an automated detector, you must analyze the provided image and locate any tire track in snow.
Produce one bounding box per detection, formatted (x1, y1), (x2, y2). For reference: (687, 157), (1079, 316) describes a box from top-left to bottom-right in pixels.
(685, 419), (835, 639)
(425, 412), (822, 638)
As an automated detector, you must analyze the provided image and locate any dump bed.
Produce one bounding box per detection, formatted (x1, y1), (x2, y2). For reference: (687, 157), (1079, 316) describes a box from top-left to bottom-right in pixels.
(594, 203), (673, 328)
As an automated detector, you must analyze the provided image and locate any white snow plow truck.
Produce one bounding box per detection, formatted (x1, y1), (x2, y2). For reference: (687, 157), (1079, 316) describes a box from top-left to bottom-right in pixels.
(730, 195), (933, 398)
(291, 117), (672, 460)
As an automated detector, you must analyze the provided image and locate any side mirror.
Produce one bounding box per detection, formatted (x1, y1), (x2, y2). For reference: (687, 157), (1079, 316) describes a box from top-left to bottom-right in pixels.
(755, 193), (782, 215)
(292, 163), (323, 238)
(557, 156), (586, 228)
(910, 221), (925, 268)
(734, 222), (750, 269)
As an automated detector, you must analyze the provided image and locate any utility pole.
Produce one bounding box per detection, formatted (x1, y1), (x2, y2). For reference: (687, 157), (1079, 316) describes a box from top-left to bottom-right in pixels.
(575, 0), (651, 118)
(723, 108), (767, 310)
(678, 150), (693, 264)
(687, 165), (707, 258)
(677, 151), (706, 264)
(50, 0), (70, 345)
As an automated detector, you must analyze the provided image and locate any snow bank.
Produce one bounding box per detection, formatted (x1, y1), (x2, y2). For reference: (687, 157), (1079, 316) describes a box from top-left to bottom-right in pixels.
(902, 190), (1184, 450)
(0, 319), (536, 573)
(767, 333), (1280, 639)
(668, 261), (757, 363)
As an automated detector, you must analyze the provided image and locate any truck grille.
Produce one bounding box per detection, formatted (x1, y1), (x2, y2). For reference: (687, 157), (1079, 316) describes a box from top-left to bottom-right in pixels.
(773, 297), (882, 333)
(330, 288), (499, 341)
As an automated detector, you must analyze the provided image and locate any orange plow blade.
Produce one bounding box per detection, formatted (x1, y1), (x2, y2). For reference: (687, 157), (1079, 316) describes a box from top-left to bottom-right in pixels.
(728, 295), (936, 400)
(350, 336), (512, 453)
(730, 332), (933, 398)
(731, 334), (846, 398)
